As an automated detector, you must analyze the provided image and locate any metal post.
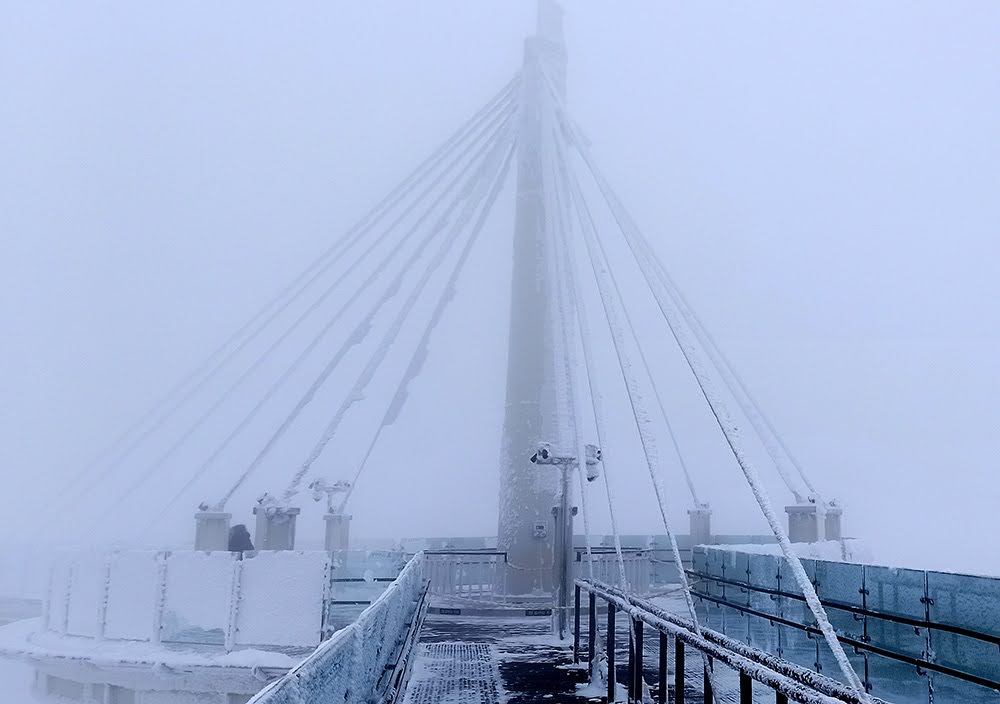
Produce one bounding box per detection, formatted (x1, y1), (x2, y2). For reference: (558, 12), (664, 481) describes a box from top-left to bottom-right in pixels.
(628, 624), (635, 702)
(740, 671), (752, 704)
(608, 604), (617, 703)
(574, 584), (581, 663)
(703, 657), (713, 704)
(633, 617), (644, 701)
(658, 632), (667, 704)
(588, 591), (597, 667)
(675, 638), (685, 704)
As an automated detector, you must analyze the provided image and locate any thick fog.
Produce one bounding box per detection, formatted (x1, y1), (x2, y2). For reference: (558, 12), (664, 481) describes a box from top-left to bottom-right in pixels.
(2, 1), (999, 577)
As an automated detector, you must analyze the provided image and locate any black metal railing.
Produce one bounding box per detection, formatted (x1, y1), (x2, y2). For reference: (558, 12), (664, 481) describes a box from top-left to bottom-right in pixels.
(575, 579), (882, 704)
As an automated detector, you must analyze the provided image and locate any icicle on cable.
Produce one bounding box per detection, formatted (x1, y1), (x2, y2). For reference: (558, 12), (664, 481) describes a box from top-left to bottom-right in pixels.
(336, 139), (517, 513)
(568, 122), (870, 703)
(55, 74), (520, 508)
(215, 115), (515, 510)
(101, 101), (518, 523)
(284, 129), (518, 502)
(558, 137), (721, 703)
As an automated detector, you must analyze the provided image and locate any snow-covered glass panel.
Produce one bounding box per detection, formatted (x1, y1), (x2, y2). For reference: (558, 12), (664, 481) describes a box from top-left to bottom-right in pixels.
(864, 565), (926, 663)
(235, 551), (328, 648)
(104, 551), (159, 641)
(66, 552), (106, 638)
(45, 558), (72, 633)
(927, 570), (1000, 688)
(813, 560), (863, 640)
(160, 551), (236, 646)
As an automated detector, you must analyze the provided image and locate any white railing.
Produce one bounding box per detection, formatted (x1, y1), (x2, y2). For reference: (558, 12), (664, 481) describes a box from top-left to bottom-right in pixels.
(42, 548), (408, 650)
(423, 549), (653, 605)
(425, 551), (507, 600)
(248, 552), (427, 704)
(576, 549), (652, 595)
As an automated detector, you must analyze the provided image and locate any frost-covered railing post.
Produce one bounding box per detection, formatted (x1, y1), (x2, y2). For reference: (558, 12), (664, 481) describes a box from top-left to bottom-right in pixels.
(225, 556), (245, 652)
(151, 551), (168, 645)
(248, 552), (428, 704)
(96, 554), (112, 641)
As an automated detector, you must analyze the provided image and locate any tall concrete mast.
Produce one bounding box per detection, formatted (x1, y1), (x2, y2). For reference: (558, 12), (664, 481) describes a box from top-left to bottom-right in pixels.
(497, 0), (567, 595)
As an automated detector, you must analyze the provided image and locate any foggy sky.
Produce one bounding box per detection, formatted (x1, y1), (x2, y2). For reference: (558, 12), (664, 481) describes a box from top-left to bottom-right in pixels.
(2, 2), (998, 574)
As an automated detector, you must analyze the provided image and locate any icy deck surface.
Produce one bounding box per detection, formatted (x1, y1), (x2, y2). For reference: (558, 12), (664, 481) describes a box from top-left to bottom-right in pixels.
(402, 615), (594, 704)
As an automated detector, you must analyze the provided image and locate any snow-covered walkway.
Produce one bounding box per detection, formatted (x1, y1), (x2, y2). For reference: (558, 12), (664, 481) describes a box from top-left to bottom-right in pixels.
(401, 614), (593, 704)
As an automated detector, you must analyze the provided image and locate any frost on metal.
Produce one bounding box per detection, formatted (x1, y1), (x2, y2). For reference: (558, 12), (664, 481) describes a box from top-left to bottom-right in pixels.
(249, 552), (425, 704)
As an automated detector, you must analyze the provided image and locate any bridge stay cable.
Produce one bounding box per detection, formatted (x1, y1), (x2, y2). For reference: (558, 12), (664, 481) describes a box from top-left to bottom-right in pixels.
(283, 127), (518, 503)
(593, 175), (820, 505)
(545, 84), (820, 506)
(545, 130), (602, 583)
(100, 96), (518, 523)
(55, 77), (521, 514)
(562, 112), (871, 702)
(556, 122), (723, 701)
(141, 108), (517, 529)
(336, 138), (517, 514)
(215, 112), (516, 510)
(545, 119), (628, 593)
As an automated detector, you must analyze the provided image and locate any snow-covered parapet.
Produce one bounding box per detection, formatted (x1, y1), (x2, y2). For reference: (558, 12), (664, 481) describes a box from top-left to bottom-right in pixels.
(248, 552), (426, 704)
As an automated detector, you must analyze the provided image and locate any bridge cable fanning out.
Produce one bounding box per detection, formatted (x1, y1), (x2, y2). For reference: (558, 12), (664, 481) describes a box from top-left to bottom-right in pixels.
(554, 98), (870, 701)
(111, 100), (518, 530)
(544, 118), (622, 588)
(594, 171), (819, 505)
(282, 126), (519, 503)
(554, 117), (723, 701)
(215, 110), (518, 509)
(53, 77), (521, 515)
(329, 135), (518, 512)
(137, 103), (520, 532)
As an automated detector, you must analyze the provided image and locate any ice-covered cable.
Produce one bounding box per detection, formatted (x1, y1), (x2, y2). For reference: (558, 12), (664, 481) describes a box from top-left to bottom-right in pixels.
(558, 135), (721, 702)
(652, 263), (821, 498)
(215, 115), (515, 509)
(56, 76), (521, 511)
(567, 121), (870, 702)
(545, 132), (627, 592)
(336, 139), (517, 513)
(284, 131), (517, 502)
(104, 100), (518, 521)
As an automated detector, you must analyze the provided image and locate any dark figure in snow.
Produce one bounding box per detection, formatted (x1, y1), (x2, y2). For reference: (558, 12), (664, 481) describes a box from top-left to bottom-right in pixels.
(228, 524), (254, 552)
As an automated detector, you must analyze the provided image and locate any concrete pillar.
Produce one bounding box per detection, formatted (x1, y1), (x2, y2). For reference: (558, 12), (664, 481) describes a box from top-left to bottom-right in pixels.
(785, 504), (819, 543)
(688, 506), (712, 546)
(253, 506), (300, 550)
(324, 513), (352, 552)
(496, 0), (566, 597)
(194, 511), (231, 551)
(824, 505), (843, 540)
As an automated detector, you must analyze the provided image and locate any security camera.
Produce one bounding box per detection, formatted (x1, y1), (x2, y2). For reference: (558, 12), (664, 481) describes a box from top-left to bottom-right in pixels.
(530, 442), (552, 464)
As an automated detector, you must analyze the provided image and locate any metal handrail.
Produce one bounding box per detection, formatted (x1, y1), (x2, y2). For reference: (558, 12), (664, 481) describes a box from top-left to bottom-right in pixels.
(690, 588), (1000, 693)
(576, 578), (881, 704)
(688, 568), (1000, 648)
